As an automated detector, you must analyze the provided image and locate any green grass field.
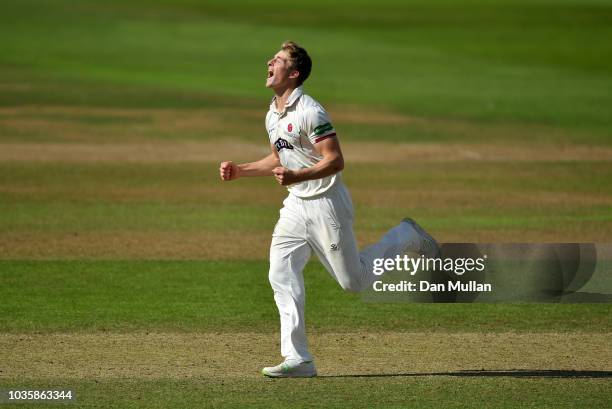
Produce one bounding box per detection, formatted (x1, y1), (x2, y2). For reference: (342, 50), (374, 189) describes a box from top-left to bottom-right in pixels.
(1, 0), (611, 407)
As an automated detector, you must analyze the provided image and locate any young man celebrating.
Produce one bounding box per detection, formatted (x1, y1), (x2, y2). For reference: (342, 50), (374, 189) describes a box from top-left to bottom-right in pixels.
(219, 41), (438, 378)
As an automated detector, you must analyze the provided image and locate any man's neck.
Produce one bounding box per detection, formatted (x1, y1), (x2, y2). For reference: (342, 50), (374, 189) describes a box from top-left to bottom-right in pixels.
(273, 86), (296, 113)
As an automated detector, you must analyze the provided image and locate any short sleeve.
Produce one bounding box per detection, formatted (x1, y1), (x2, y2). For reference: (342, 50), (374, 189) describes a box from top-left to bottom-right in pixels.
(303, 106), (336, 144)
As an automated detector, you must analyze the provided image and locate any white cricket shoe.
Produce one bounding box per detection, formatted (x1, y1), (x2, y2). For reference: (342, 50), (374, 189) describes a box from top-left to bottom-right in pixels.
(262, 360), (317, 378)
(402, 217), (441, 258)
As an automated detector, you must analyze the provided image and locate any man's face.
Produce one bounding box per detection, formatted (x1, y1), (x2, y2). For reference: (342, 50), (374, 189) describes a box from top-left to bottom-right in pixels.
(266, 50), (297, 89)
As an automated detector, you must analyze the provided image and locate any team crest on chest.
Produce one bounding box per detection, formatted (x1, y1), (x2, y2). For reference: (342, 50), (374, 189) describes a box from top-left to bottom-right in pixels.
(274, 137), (294, 152)
(287, 123), (293, 132)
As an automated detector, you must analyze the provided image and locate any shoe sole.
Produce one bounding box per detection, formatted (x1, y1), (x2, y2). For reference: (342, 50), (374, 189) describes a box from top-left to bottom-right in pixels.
(261, 369), (317, 378)
(402, 217), (441, 258)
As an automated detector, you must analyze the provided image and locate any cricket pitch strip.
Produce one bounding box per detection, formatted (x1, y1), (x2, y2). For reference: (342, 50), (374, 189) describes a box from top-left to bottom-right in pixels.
(2, 332), (610, 380)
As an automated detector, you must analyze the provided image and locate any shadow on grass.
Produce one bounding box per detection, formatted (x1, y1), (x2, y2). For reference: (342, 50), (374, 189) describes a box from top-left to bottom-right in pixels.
(319, 370), (612, 379)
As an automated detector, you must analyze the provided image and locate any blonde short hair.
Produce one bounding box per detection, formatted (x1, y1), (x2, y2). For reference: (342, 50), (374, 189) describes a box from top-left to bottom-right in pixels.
(281, 41), (312, 85)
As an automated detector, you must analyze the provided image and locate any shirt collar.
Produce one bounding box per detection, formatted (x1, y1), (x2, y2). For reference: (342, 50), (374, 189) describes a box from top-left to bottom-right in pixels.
(270, 86), (303, 113)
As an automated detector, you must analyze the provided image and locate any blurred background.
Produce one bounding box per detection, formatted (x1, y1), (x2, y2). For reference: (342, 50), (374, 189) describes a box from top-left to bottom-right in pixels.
(1, 0), (611, 261)
(1, 1), (611, 407)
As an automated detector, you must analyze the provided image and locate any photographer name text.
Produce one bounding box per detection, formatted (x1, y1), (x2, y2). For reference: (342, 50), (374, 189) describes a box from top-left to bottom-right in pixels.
(372, 280), (492, 292)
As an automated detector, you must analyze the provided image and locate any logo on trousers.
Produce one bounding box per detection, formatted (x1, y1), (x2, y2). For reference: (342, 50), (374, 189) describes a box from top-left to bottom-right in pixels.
(330, 244), (339, 251)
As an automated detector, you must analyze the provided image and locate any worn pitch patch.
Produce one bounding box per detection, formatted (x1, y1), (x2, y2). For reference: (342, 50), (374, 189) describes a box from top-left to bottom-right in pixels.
(1, 332), (610, 380)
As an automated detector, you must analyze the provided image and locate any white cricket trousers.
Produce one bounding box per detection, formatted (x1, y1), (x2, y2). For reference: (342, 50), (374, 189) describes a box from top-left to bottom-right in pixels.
(269, 181), (423, 362)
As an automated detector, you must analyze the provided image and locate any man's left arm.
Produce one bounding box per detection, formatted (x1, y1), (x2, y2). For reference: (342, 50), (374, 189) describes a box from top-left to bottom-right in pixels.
(272, 137), (344, 186)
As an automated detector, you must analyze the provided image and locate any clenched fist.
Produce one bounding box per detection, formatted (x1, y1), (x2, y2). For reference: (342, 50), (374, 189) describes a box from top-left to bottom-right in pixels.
(219, 161), (240, 181)
(272, 166), (298, 186)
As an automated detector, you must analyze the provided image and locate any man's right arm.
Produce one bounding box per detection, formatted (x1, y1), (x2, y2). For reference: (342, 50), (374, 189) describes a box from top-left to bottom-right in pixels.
(219, 144), (280, 181)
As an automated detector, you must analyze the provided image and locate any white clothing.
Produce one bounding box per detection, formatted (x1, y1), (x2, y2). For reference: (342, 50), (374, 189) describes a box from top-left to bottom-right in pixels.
(266, 86), (339, 198)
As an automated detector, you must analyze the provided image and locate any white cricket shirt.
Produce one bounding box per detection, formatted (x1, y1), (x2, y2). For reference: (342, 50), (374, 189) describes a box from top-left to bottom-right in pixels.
(265, 86), (340, 198)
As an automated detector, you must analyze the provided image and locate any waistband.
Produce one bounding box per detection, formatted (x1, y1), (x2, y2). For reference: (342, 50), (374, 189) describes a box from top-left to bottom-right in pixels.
(288, 179), (345, 202)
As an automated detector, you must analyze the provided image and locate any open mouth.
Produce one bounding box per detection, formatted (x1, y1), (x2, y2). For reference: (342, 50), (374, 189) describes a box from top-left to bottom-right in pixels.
(267, 69), (274, 79)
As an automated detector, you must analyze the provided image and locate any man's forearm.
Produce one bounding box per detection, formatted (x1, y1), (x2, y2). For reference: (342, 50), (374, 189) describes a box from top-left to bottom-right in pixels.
(238, 153), (280, 177)
(293, 154), (344, 183)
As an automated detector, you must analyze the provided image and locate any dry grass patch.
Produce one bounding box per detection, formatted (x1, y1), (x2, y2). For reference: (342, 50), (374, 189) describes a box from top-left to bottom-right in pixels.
(2, 225), (610, 260)
(1, 141), (611, 163)
(350, 188), (612, 210)
(342, 142), (612, 163)
(0, 105), (603, 148)
(1, 331), (609, 380)
(0, 142), (269, 163)
(0, 231), (272, 260)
